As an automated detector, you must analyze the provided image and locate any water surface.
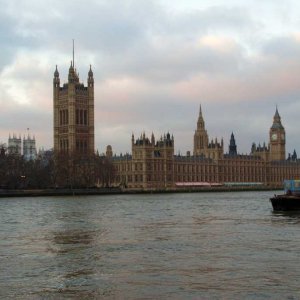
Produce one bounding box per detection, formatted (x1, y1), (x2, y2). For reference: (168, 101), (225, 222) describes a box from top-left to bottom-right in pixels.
(1, 191), (299, 299)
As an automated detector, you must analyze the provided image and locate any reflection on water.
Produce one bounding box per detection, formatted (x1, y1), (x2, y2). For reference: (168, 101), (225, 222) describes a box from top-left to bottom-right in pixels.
(1, 192), (300, 299)
(271, 211), (300, 231)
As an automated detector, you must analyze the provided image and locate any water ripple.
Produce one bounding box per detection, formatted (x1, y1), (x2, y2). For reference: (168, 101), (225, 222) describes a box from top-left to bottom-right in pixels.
(1, 192), (300, 299)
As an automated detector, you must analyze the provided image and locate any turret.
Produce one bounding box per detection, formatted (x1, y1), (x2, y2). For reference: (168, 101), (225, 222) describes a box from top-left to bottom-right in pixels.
(151, 132), (155, 145)
(88, 65), (94, 87)
(106, 145), (113, 158)
(292, 150), (297, 161)
(229, 132), (237, 156)
(53, 65), (60, 87)
(196, 104), (205, 130)
(68, 61), (76, 83)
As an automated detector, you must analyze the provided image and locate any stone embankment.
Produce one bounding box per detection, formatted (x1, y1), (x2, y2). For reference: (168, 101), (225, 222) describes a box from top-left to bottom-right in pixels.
(0, 186), (280, 197)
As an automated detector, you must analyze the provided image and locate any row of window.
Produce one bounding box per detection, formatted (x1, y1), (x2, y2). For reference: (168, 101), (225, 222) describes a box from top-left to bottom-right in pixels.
(133, 150), (173, 159)
(176, 164), (216, 173)
(59, 139), (88, 153)
(76, 139), (88, 153)
(59, 110), (68, 125)
(76, 109), (88, 125)
(175, 175), (218, 182)
(60, 139), (69, 152)
(59, 109), (88, 126)
(117, 174), (172, 183)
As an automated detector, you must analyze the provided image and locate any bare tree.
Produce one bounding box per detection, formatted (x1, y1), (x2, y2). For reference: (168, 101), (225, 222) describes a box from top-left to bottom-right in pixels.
(95, 155), (116, 187)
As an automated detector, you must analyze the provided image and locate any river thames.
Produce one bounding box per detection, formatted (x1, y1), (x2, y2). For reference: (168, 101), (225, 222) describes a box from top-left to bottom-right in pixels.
(1, 191), (300, 299)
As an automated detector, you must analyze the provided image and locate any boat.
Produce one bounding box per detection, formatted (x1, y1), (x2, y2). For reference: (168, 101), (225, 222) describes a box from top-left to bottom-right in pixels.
(270, 180), (300, 211)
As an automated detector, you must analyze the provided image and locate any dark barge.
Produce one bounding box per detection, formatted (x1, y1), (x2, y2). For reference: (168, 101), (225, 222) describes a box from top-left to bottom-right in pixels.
(270, 180), (300, 211)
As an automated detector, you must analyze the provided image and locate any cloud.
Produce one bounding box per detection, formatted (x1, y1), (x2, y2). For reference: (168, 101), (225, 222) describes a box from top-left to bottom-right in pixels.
(1, 0), (300, 156)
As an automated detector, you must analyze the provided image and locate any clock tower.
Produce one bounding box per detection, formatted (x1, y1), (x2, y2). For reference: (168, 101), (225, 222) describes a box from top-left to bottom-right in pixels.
(269, 107), (285, 161)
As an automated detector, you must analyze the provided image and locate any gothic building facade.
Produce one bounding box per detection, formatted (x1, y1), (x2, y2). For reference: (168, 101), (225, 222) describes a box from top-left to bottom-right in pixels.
(112, 106), (300, 189)
(50, 60), (299, 189)
(7, 133), (37, 160)
(53, 62), (94, 156)
(23, 134), (37, 161)
(8, 134), (22, 156)
(251, 107), (286, 161)
(193, 105), (224, 160)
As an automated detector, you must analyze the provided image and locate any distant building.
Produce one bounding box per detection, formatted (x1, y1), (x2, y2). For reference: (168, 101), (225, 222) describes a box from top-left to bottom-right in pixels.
(106, 145), (113, 158)
(7, 133), (37, 160)
(23, 134), (37, 161)
(112, 106), (300, 189)
(8, 134), (22, 156)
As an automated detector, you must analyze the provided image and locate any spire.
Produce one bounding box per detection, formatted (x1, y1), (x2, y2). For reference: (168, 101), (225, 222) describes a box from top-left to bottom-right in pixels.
(151, 132), (155, 144)
(68, 60), (75, 83)
(197, 104), (205, 130)
(292, 149), (297, 161)
(88, 64), (94, 87)
(229, 132), (237, 156)
(54, 65), (59, 77)
(73, 39), (75, 68)
(275, 105), (279, 117)
(53, 65), (60, 86)
(271, 106), (284, 130)
(88, 64), (93, 77)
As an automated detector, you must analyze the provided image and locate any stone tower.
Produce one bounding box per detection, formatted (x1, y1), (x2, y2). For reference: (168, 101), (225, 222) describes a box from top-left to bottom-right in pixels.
(229, 132), (237, 156)
(193, 105), (209, 156)
(53, 60), (94, 157)
(193, 105), (223, 160)
(269, 107), (285, 161)
(8, 134), (22, 156)
(23, 134), (37, 161)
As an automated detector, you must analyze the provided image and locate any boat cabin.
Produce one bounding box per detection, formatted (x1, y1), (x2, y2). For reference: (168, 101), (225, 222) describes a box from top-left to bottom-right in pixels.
(284, 180), (300, 194)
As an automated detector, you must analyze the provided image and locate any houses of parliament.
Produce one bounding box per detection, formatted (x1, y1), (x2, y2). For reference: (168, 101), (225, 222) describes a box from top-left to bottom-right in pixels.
(53, 62), (300, 189)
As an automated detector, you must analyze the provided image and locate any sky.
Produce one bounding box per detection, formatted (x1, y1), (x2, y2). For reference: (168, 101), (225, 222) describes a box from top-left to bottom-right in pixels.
(1, 0), (300, 156)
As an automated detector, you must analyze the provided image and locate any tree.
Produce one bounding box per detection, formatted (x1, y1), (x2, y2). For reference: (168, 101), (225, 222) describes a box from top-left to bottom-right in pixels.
(95, 154), (116, 187)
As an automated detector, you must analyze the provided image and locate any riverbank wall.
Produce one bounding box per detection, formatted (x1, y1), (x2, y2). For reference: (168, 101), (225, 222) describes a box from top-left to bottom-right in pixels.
(0, 186), (281, 197)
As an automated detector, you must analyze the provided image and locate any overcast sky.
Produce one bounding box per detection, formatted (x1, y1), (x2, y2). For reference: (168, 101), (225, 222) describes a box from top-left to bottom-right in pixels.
(1, 0), (300, 156)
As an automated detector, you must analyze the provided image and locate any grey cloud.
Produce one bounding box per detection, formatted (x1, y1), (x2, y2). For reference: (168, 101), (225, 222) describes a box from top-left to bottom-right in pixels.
(0, 0), (255, 84)
(262, 36), (300, 58)
(1, 0), (300, 154)
(97, 38), (244, 83)
(0, 105), (52, 147)
(164, 6), (256, 36)
(5, 0), (160, 54)
(0, 12), (23, 70)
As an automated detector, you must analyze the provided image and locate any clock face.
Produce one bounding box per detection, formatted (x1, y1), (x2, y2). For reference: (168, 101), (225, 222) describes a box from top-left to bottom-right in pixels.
(271, 133), (277, 141)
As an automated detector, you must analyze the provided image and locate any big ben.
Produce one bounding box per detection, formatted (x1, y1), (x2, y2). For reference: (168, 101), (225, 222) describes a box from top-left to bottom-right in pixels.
(269, 107), (285, 161)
